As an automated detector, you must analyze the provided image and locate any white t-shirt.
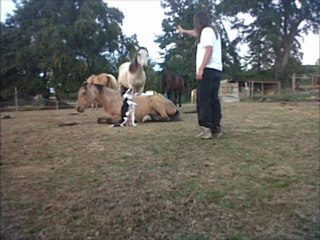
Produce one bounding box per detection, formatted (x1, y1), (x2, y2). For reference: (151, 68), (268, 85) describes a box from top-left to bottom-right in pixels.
(196, 27), (223, 72)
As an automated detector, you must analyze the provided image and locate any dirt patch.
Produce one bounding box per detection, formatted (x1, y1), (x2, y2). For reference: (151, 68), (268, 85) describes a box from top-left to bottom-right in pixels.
(1, 102), (319, 240)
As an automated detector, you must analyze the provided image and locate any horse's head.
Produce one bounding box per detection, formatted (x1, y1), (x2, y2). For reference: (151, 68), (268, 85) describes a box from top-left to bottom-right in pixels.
(136, 47), (149, 69)
(76, 82), (95, 112)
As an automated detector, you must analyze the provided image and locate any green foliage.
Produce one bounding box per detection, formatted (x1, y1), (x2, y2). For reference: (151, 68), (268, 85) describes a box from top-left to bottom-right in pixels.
(157, 0), (198, 92)
(2, 0), (318, 100)
(299, 64), (319, 75)
(156, 0), (241, 99)
(145, 62), (162, 93)
(216, 0), (320, 84)
(0, 0), (138, 99)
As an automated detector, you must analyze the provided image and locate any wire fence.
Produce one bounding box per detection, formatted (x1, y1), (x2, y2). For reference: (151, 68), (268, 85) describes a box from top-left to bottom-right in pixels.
(1, 76), (319, 113)
(0, 92), (76, 112)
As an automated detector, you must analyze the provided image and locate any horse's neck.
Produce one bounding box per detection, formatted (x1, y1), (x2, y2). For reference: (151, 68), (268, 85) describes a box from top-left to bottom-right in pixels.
(129, 60), (143, 75)
(93, 87), (123, 111)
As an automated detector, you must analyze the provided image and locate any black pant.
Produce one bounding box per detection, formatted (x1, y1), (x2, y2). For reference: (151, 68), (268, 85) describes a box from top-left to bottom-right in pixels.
(196, 68), (222, 129)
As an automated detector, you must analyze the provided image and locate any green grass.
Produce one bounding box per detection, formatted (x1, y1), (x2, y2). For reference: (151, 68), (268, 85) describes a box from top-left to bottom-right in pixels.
(26, 225), (46, 234)
(250, 92), (319, 102)
(174, 233), (210, 240)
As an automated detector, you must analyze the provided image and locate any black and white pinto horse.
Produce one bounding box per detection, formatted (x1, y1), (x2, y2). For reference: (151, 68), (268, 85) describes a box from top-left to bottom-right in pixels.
(117, 47), (149, 95)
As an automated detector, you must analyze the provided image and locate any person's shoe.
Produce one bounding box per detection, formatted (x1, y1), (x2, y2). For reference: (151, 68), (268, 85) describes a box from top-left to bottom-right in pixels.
(197, 127), (211, 138)
(213, 132), (223, 139)
(212, 126), (223, 139)
(201, 130), (213, 139)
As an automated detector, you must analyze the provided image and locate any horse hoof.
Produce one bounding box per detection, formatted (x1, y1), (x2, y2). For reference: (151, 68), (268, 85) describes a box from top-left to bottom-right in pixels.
(97, 118), (108, 124)
(142, 115), (152, 122)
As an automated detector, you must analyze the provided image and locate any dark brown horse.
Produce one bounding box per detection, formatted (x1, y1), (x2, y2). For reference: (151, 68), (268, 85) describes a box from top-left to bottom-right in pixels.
(161, 71), (186, 107)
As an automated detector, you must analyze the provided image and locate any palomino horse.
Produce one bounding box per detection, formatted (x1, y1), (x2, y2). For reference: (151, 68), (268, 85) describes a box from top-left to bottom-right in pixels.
(117, 47), (149, 95)
(76, 83), (180, 124)
(191, 88), (197, 104)
(86, 73), (118, 89)
(161, 71), (186, 107)
(86, 73), (118, 109)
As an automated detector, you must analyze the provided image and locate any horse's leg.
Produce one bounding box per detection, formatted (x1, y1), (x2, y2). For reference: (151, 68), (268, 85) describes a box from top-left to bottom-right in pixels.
(168, 90), (176, 105)
(150, 102), (170, 121)
(174, 90), (178, 106)
(178, 90), (181, 107)
(138, 83), (145, 95)
(167, 91), (171, 101)
(97, 117), (121, 124)
(142, 115), (152, 122)
(97, 117), (110, 124)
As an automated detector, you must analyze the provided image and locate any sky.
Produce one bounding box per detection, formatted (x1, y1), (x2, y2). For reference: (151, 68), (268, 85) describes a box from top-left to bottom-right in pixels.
(1, 0), (319, 66)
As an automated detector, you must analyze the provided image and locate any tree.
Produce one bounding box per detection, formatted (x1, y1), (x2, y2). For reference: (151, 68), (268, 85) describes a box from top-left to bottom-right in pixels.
(144, 61), (162, 93)
(0, 0), (138, 100)
(156, 0), (241, 97)
(217, 0), (320, 85)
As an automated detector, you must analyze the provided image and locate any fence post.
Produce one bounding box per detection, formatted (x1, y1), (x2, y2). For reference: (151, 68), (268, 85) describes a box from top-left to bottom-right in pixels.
(14, 87), (18, 111)
(311, 75), (316, 95)
(292, 73), (296, 93)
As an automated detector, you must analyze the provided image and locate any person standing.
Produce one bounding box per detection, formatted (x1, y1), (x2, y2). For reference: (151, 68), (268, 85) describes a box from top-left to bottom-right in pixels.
(177, 11), (223, 139)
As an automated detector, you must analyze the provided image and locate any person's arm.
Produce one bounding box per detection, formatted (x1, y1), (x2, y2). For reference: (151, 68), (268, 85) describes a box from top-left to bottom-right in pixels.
(177, 25), (197, 37)
(196, 46), (213, 80)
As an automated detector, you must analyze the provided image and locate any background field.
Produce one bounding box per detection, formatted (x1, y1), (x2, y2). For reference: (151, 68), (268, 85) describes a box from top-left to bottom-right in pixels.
(1, 101), (319, 240)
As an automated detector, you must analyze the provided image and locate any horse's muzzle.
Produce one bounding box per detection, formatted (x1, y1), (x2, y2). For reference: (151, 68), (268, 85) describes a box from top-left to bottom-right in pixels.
(76, 106), (84, 113)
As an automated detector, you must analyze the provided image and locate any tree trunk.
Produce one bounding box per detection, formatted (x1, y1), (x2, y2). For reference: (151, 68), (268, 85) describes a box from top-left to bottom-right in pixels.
(42, 71), (50, 100)
(274, 28), (297, 86)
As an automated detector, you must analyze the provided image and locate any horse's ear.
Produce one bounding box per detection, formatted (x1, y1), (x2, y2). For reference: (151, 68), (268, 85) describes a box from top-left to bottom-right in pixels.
(134, 45), (139, 51)
(82, 81), (88, 88)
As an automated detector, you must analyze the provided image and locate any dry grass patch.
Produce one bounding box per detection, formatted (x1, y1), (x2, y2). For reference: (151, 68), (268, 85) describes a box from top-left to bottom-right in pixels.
(1, 102), (319, 240)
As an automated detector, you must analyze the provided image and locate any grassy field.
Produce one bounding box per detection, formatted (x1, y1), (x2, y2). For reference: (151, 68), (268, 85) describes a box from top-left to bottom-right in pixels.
(1, 101), (319, 240)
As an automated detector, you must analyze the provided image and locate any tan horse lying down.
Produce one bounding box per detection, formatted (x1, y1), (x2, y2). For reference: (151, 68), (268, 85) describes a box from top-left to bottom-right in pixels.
(76, 83), (180, 124)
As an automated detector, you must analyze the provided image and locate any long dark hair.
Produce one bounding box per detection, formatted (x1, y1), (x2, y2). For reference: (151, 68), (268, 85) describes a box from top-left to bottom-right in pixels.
(194, 12), (219, 43)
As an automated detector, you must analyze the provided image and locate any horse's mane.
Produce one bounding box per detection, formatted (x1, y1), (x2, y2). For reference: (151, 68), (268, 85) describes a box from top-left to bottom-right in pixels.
(137, 46), (148, 53)
(83, 82), (119, 99)
(93, 84), (104, 95)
